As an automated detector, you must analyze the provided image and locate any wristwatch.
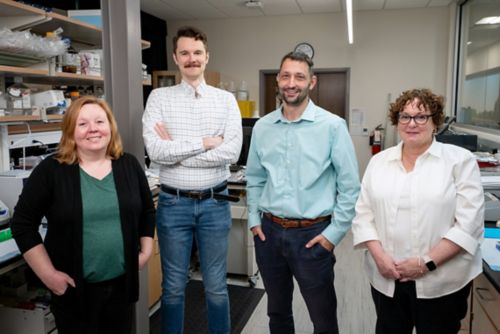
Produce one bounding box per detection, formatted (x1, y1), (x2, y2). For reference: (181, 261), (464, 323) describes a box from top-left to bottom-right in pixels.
(422, 255), (437, 271)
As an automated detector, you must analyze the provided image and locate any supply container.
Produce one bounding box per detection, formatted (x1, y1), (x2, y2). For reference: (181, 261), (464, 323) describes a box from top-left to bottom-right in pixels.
(6, 77), (31, 115)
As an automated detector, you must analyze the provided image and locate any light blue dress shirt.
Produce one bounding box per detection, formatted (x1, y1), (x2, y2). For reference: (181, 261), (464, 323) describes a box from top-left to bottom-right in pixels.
(246, 100), (360, 245)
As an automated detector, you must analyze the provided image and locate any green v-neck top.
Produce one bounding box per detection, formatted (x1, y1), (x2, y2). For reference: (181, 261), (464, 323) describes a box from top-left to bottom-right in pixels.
(80, 168), (125, 282)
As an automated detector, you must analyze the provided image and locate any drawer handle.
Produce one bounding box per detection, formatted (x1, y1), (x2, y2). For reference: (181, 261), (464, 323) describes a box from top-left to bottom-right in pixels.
(476, 287), (495, 301)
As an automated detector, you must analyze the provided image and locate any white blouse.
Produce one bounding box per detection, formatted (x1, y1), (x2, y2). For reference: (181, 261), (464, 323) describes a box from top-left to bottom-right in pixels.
(352, 139), (484, 298)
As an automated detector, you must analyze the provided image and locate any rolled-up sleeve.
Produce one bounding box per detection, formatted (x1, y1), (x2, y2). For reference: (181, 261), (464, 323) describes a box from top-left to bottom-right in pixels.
(444, 153), (484, 255)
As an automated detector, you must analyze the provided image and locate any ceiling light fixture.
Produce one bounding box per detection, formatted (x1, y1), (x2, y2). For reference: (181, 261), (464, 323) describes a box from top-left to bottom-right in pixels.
(245, 0), (263, 8)
(475, 16), (500, 25)
(346, 0), (353, 44)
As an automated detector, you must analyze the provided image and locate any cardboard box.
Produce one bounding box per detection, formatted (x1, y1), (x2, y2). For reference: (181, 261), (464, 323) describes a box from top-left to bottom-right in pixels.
(67, 10), (102, 28)
(79, 50), (101, 76)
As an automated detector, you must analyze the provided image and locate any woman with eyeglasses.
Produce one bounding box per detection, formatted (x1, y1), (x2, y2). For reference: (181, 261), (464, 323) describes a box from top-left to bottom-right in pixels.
(352, 88), (484, 334)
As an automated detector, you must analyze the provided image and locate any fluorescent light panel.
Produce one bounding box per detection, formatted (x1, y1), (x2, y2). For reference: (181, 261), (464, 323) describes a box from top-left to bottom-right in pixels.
(346, 0), (353, 44)
(475, 16), (500, 25)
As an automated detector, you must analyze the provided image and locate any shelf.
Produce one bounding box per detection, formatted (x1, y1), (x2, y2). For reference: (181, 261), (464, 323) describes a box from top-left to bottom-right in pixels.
(0, 65), (151, 86)
(24, 71), (104, 85)
(0, 64), (48, 76)
(0, 0), (47, 31)
(0, 114), (63, 124)
(0, 0), (150, 49)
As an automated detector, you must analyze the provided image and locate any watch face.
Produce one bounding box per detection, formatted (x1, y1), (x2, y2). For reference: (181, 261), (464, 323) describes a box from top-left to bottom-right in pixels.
(425, 260), (437, 271)
(294, 43), (314, 59)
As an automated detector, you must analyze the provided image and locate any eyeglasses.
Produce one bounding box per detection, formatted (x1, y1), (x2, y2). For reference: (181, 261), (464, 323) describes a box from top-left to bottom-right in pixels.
(398, 113), (436, 125)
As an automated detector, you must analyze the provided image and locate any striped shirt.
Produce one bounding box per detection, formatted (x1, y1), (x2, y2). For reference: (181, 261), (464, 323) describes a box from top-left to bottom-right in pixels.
(143, 80), (242, 190)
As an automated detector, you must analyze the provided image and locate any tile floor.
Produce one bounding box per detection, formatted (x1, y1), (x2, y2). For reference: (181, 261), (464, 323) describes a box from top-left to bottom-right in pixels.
(241, 230), (377, 333)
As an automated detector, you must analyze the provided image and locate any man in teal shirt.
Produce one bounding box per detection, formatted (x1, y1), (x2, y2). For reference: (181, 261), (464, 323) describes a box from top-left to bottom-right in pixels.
(246, 51), (360, 333)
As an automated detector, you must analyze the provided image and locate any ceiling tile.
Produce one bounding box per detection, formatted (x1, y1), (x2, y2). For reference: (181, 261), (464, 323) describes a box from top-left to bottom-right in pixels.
(427, 0), (455, 7)
(159, 0), (230, 19)
(264, 2), (302, 16)
(297, 0), (342, 14)
(212, 5), (265, 18)
(353, 0), (385, 11)
(385, 0), (431, 9)
(141, 0), (194, 20)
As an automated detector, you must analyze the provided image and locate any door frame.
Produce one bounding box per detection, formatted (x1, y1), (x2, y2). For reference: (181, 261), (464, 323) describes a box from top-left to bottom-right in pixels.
(259, 68), (351, 124)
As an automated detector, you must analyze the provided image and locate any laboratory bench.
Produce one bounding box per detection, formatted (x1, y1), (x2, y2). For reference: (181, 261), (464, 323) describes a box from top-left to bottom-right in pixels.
(483, 261), (500, 293)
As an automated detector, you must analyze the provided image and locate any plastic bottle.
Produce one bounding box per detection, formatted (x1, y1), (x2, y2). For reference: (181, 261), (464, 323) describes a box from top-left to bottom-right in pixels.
(6, 77), (31, 115)
(62, 38), (79, 74)
(0, 90), (6, 116)
(69, 90), (80, 101)
(95, 86), (104, 99)
(45, 32), (58, 75)
(227, 81), (236, 98)
(237, 80), (249, 101)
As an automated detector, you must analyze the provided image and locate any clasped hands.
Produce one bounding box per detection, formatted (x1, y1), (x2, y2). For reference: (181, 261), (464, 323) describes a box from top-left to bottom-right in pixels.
(155, 122), (223, 150)
(375, 253), (428, 282)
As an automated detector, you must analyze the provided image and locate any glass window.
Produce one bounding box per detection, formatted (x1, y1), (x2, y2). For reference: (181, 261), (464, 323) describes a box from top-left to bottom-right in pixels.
(456, 0), (500, 130)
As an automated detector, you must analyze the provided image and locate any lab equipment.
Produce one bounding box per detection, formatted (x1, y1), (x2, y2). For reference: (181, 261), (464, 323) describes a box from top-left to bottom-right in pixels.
(30, 90), (66, 115)
(0, 199), (9, 229)
(485, 191), (500, 222)
(0, 170), (30, 213)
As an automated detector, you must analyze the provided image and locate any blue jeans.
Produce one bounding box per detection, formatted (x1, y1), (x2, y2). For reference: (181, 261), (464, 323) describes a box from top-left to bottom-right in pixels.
(156, 187), (231, 334)
(255, 215), (339, 334)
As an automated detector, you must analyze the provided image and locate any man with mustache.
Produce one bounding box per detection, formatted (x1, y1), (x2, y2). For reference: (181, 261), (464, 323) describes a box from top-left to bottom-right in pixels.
(142, 26), (242, 334)
(246, 52), (360, 334)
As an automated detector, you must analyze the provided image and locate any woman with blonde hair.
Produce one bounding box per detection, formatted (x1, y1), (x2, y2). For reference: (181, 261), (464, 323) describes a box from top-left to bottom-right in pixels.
(11, 96), (155, 334)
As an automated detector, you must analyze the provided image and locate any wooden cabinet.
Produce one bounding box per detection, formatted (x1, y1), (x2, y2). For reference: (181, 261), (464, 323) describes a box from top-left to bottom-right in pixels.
(152, 70), (220, 88)
(147, 228), (162, 308)
(471, 273), (500, 333)
(152, 70), (180, 88)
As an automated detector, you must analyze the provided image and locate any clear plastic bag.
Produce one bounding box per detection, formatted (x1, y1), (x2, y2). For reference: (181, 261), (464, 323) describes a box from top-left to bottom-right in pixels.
(0, 28), (68, 59)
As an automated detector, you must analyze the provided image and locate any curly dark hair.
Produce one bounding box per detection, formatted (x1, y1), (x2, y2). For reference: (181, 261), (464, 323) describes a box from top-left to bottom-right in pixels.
(389, 89), (445, 127)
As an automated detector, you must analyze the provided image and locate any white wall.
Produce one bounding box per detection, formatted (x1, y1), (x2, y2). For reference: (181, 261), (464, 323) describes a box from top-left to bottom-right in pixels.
(166, 7), (451, 174)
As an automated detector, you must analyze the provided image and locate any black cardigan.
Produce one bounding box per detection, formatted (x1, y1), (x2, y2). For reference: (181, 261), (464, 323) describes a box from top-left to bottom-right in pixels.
(11, 153), (155, 307)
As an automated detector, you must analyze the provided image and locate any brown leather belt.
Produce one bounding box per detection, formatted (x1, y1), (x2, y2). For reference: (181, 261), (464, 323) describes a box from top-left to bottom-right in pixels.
(264, 212), (331, 228)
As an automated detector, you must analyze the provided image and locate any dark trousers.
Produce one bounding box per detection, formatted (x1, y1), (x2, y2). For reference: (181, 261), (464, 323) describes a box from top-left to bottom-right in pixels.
(371, 280), (471, 334)
(255, 215), (338, 334)
(51, 275), (134, 334)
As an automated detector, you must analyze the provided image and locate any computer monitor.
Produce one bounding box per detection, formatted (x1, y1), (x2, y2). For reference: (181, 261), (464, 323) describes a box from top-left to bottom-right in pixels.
(236, 118), (258, 166)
